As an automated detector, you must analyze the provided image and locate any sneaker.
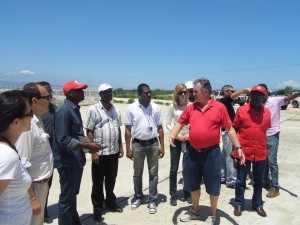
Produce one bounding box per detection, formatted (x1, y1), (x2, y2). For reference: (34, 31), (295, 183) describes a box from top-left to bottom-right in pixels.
(204, 216), (216, 225)
(226, 181), (236, 188)
(148, 202), (157, 214)
(170, 196), (177, 206)
(180, 208), (201, 222)
(107, 203), (123, 213)
(131, 198), (142, 210)
(266, 189), (280, 198)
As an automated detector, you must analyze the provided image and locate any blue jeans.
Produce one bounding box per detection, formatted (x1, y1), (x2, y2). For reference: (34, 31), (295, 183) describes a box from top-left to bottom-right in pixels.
(235, 160), (266, 208)
(57, 166), (83, 225)
(132, 140), (159, 202)
(221, 131), (236, 184)
(169, 139), (189, 197)
(264, 132), (280, 190)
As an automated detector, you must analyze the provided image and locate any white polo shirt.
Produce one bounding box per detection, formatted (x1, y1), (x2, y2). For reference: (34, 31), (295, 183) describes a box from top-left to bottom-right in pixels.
(85, 101), (122, 155)
(124, 101), (163, 140)
(16, 115), (53, 181)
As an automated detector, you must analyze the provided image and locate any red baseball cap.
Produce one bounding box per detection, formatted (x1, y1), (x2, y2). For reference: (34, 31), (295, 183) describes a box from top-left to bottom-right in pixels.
(63, 80), (88, 94)
(251, 85), (267, 95)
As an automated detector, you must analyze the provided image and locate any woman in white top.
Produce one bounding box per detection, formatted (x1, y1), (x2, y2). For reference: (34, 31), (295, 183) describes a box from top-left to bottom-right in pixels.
(0, 90), (33, 225)
(166, 83), (191, 206)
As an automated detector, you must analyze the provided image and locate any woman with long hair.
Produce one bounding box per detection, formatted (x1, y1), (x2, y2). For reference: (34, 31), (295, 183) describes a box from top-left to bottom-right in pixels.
(166, 83), (191, 206)
(0, 90), (33, 225)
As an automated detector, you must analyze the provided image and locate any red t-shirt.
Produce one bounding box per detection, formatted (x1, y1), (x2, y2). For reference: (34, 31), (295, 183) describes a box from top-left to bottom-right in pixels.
(178, 99), (232, 149)
(233, 104), (271, 161)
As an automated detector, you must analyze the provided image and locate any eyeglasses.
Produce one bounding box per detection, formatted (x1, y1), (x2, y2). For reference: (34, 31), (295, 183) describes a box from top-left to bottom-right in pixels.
(21, 110), (34, 118)
(225, 90), (234, 93)
(178, 91), (188, 95)
(37, 95), (52, 100)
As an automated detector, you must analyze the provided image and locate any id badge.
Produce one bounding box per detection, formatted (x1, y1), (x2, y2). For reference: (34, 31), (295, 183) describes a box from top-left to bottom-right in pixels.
(147, 127), (153, 133)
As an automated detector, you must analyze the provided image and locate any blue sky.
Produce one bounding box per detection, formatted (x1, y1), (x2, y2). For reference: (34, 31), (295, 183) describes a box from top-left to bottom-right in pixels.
(0, 0), (299, 91)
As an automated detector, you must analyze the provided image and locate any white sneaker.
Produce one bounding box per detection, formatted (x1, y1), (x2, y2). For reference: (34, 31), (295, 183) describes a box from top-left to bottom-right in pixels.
(180, 208), (201, 222)
(204, 216), (216, 225)
(131, 198), (141, 210)
(148, 202), (157, 214)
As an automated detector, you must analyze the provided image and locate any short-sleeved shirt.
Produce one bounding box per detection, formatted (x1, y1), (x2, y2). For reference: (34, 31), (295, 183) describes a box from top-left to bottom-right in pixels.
(124, 101), (163, 140)
(233, 104), (271, 161)
(53, 99), (86, 168)
(263, 96), (285, 136)
(0, 144), (32, 225)
(15, 115), (53, 181)
(85, 101), (122, 155)
(178, 99), (232, 149)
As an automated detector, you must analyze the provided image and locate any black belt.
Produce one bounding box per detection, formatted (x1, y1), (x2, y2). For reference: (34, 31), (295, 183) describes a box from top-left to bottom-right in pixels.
(192, 144), (219, 153)
(132, 138), (158, 145)
(32, 177), (50, 184)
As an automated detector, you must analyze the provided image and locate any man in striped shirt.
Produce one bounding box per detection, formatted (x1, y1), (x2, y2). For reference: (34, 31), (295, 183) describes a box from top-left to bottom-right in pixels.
(85, 83), (124, 222)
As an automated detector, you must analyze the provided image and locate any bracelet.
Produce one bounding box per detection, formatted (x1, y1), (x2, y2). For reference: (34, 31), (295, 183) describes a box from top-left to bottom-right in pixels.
(30, 197), (36, 201)
(235, 146), (243, 150)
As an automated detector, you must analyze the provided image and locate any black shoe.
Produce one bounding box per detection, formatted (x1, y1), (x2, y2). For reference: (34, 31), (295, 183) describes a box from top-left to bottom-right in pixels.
(93, 208), (103, 222)
(170, 196), (177, 206)
(44, 217), (53, 224)
(107, 204), (123, 213)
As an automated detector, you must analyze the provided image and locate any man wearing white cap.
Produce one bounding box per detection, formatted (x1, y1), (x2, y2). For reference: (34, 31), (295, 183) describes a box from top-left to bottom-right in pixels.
(53, 80), (102, 225)
(185, 81), (195, 102)
(85, 83), (124, 222)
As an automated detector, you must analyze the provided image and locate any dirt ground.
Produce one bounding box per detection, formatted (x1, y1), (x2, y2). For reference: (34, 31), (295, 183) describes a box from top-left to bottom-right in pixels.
(47, 103), (300, 225)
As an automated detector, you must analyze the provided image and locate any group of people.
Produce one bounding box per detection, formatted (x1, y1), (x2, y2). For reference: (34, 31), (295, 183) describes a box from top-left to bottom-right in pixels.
(1, 78), (299, 225)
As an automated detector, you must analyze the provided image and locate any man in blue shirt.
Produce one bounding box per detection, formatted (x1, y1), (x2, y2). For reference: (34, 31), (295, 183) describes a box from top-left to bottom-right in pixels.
(53, 80), (102, 225)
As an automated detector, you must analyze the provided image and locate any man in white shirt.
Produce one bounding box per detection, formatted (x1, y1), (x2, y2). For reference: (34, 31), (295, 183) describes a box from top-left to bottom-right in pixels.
(125, 83), (164, 214)
(16, 83), (54, 225)
(85, 83), (124, 222)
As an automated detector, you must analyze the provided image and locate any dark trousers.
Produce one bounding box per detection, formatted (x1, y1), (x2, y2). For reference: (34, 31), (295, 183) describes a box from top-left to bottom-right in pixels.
(235, 160), (266, 208)
(57, 166), (83, 225)
(169, 139), (190, 197)
(91, 153), (119, 209)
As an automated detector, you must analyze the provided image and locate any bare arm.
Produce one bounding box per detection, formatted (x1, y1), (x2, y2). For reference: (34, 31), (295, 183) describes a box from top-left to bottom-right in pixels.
(157, 125), (164, 158)
(169, 123), (185, 147)
(0, 180), (10, 196)
(231, 88), (250, 100)
(118, 127), (124, 158)
(86, 129), (99, 165)
(284, 92), (300, 103)
(28, 185), (41, 215)
(125, 125), (133, 160)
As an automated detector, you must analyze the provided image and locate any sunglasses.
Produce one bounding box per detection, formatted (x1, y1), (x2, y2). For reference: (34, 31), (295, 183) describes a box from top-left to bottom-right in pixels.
(225, 90), (234, 93)
(21, 110), (34, 118)
(37, 95), (52, 100)
(178, 91), (188, 95)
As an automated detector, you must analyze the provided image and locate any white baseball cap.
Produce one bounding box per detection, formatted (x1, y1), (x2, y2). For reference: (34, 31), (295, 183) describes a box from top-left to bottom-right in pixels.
(185, 81), (194, 89)
(98, 83), (113, 93)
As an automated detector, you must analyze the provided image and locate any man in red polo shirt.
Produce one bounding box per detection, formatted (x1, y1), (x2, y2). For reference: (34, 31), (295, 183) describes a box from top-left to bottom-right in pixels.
(170, 78), (244, 225)
(232, 85), (271, 218)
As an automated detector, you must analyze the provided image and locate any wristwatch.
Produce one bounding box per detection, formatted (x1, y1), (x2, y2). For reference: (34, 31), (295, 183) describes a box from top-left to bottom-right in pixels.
(235, 146), (243, 150)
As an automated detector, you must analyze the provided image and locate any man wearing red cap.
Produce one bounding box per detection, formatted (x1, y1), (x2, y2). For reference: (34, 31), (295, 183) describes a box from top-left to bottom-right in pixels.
(232, 85), (271, 217)
(53, 80), (102, 225)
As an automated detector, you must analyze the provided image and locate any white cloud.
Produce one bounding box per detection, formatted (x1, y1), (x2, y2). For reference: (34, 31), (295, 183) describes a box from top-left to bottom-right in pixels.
(276, 80), (300, 89)
(19, 69), (36, 75)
